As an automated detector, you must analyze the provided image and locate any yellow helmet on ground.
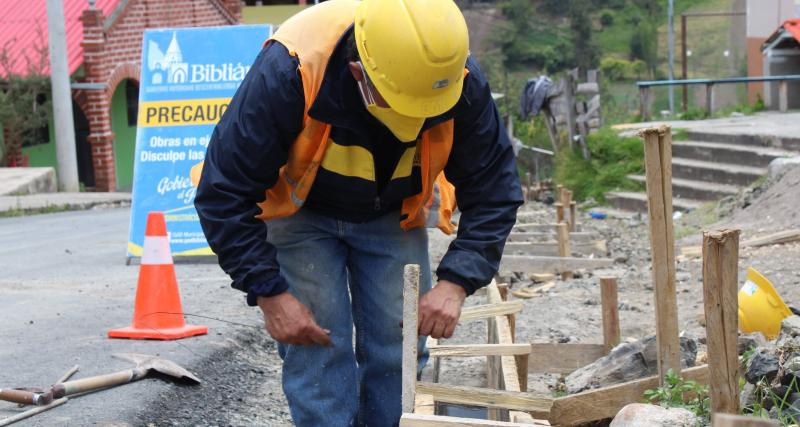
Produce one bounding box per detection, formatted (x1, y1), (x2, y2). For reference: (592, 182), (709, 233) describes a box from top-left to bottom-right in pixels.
(738, 267), (792, 340)
(354, 0), (469, 118)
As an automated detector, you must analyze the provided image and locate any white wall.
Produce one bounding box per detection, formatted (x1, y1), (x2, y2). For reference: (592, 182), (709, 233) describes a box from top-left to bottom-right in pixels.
(747, 0), (798, 38)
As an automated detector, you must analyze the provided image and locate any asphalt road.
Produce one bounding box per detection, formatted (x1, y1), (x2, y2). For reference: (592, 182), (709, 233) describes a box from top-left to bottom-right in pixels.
(0, 207), (265, 426)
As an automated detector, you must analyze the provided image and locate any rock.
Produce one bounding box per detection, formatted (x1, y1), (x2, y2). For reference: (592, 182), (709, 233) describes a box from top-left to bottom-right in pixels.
(778, 316), (800, 348)
(779, 354), (800, 386)
(609, 403), (698, 427)
(564, 335), (697, 394)
(739, 332), (768, 355)
(740, 382), (758, 409)
(744, 349), (780, 384)
(768, 155), (800, 180)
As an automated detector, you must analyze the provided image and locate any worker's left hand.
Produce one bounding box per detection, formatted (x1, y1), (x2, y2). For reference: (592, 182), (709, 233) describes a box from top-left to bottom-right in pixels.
(418, 280), (466, 339)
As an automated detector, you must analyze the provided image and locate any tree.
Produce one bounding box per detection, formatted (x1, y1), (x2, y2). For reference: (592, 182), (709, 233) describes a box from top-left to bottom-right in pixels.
(570, 0), (599, 73)
(0, 31), (52, 166)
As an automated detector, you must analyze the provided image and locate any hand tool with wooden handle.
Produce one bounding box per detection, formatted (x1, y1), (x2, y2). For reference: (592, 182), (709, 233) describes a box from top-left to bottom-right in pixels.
(51, 353), (200, 398)
(0, 389), (52, 406)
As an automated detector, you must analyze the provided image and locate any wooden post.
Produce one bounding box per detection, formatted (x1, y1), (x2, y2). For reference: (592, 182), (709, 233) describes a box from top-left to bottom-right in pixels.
(713, 413), (778, 426)
(569, 201), (577, 232)
(779, 80), (788, 113)
(554, 203), (564, 224)
(639, 126), (681, 384)
(565, 72), (578, 150)
(600, 276), (621, 354)
(402, 264), (420, 413)
(557, 223), (572, 280)
(496, 283), (515, 341)
(639, 86), (652, 121)
(562, 190), (573, 230)
(705, 83), (715, 116)
(703, 229), (741, 415)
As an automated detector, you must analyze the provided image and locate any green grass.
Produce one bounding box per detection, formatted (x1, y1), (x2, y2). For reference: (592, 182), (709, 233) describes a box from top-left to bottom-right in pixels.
(674, 202), (721, 240)
(0, 204), (76, 218)
(554, 127), (644, 203)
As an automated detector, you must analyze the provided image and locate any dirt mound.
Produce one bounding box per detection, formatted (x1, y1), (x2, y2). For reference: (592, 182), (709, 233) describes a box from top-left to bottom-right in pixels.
(716, 165), (800, 234)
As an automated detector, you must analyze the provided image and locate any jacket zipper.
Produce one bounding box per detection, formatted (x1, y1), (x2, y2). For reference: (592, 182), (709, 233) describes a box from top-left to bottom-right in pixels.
(374, 196), (381, 211)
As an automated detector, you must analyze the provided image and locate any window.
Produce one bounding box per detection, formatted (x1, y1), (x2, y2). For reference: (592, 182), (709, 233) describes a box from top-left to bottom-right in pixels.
(126, 80), (139, 127)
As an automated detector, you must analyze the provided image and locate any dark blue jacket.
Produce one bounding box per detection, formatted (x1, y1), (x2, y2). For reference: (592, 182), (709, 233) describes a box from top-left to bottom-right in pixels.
(195, 32), (523, 305)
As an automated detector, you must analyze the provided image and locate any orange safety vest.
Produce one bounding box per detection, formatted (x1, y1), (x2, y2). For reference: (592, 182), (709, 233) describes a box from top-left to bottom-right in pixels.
(254, 0), (457, 234)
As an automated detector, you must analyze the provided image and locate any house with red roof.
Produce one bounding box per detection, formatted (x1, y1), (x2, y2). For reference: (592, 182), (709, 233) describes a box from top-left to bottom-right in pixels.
(0, 0), (241, 191)
(761, 19), (800, 110)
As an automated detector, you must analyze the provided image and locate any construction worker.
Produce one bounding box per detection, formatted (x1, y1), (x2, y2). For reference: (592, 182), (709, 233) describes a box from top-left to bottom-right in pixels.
(194, 0), (522, 425)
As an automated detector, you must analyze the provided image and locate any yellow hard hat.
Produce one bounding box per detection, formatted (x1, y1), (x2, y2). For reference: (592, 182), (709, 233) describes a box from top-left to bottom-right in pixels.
(354, 0), (469, 118)
(738, 267), (792, 340)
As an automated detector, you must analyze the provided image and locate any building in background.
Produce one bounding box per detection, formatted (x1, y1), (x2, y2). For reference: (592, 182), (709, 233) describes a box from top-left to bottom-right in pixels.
(746, 0), (800, 103)
(0, 0), (240, 191)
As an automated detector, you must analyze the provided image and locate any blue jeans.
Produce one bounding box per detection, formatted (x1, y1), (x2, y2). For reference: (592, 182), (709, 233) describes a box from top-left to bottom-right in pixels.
(267, 208), (432, 427)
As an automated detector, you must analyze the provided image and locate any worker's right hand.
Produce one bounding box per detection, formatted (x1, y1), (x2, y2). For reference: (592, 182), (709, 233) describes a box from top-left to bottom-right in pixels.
(257, 293), (332, 347)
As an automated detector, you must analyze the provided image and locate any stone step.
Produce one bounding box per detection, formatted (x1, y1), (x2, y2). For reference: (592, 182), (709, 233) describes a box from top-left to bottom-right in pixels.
(671, 157), (765, 186)
(0, 167), (56, 196)
(605, 191), (704, 213)
(672, 140), (796, 168)
(626, 175), (740, 201)
(686, 130), (800, 151)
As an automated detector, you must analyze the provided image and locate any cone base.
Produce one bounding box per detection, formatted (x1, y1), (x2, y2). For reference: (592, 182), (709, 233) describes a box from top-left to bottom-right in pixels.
(108, 324), (208, 340)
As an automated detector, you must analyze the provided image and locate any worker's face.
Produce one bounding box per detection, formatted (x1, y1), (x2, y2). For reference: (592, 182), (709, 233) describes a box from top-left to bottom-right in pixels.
(348, 61), (390, 109)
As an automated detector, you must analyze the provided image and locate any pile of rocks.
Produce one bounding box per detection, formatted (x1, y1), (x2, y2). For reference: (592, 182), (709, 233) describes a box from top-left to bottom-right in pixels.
(740, 316), (800, 422)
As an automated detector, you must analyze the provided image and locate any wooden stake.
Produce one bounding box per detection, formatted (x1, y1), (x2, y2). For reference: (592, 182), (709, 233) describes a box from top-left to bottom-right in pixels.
(556, 223), (572, 279)
(600, 277), (621, 354)
(402, 264), (420, 413)
(640, 126), (681, 384)
(703, 229), (741, 415)
(562, 191), (573, 230)
(554, 203), (564, 224)
(569, 201), (577, 232)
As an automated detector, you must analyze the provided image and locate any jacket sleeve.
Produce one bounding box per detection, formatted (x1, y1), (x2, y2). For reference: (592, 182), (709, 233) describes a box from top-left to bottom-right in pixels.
(436, 57), (524, 295)
(194, 42), (304, 306)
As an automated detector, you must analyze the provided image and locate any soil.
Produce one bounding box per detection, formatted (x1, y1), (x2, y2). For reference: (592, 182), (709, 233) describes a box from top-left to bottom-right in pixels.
(134, 166), (800, 424)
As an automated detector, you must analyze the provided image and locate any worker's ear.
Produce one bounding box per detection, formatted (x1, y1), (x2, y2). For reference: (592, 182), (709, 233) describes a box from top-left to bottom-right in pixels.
(348, 61), (364, 82)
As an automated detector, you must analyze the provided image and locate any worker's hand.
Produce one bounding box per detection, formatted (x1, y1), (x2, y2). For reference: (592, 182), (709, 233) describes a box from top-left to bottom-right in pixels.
(257, 293), (332, 347)
(418, 280), (466, 339)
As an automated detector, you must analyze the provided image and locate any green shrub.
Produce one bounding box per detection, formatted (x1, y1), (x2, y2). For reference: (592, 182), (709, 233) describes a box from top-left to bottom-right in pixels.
(600, 10), (614, 27)
(554, 127), (644, 203)
(600, 57), (647, 81)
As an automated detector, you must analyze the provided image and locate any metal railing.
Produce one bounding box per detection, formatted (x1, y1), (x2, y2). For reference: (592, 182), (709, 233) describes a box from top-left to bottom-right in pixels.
(637, 75), (800, 120)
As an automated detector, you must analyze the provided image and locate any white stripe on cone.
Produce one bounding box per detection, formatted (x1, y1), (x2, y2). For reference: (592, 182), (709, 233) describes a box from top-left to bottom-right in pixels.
(141, 236), (173, 265)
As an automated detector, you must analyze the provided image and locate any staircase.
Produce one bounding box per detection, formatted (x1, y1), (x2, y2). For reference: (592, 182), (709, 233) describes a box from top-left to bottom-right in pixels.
(606, 130), (800, 213)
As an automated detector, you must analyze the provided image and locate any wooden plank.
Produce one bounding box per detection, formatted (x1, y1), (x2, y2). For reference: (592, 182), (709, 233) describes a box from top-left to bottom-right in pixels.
(511, 282), (555, 299)
(500, 255), (614, 275)
(743, 229), (800, 247)
(556, 223), (572, 280)
(504, 240), (607, 257)
(488, 283), (537, 424)
(703, 229), (741, 415)
(541, 364), (710, 425)
(428, 344), (532, 357)
(640, 126), (681, 383)
(415, 382), (554, 413)
(414, 393), (436, 415)
(599, 277), (621, 354)
(506, 232), (595, 244)
(400, 413), (549, 426)
(712, 413), (779, 426)
(779, 80), (788, 113)
(460, 301), (524, 322)
(528, 343), (606, 374)
(430, 337), (441, 383)
(513, 223), (581, 232)
(402, 264), (420, 413)
(576, 82), (599, 95)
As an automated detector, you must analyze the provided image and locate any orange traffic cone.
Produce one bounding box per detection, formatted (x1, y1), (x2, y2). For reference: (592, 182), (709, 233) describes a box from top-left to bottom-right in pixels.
(109, 212), (207, 340)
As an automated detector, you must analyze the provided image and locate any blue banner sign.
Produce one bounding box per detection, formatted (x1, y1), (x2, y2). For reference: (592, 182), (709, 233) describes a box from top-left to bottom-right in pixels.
(128, 25), (272, 257)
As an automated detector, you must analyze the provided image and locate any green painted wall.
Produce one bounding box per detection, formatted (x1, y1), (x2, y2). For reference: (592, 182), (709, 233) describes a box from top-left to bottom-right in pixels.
(20, 118), (57, 170)
(242, 5), (306, 25)
(111, 81), (137, 191)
